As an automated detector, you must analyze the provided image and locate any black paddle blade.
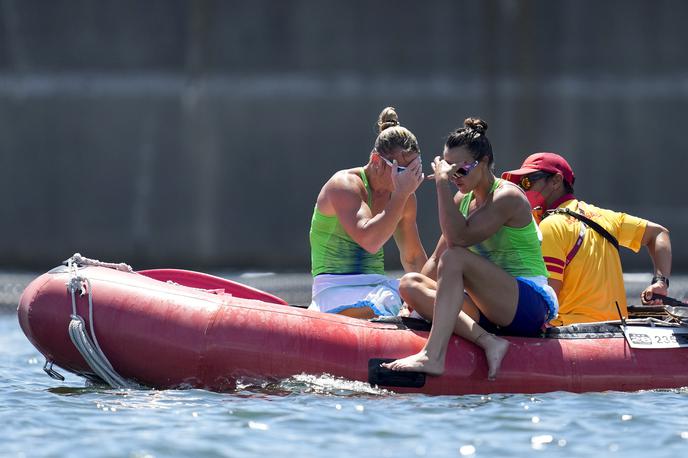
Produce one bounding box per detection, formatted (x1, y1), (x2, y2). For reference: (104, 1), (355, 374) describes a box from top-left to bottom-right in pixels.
(651, 293), (687, 307)
(368, 358), (426, 388)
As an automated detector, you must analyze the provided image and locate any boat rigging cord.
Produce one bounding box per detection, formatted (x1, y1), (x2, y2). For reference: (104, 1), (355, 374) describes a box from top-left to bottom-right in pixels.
(52, 253), (138, 388)
(68, 252), (134, 273)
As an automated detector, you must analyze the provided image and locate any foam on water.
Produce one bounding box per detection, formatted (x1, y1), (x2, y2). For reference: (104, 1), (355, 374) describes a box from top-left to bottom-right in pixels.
(277, 373), (394, 396)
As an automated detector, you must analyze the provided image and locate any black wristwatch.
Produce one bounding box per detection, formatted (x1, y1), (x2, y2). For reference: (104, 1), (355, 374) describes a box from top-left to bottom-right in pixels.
(652, 275), (669, 287)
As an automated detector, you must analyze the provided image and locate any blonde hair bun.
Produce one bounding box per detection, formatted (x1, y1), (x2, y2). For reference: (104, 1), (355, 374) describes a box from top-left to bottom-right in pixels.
(376, 106), (400, 133)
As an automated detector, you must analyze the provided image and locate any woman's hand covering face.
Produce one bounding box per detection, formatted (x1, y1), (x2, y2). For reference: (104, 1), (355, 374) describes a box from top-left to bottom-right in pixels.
(392, 156), (424, 195)
(431, 156), (459, 182)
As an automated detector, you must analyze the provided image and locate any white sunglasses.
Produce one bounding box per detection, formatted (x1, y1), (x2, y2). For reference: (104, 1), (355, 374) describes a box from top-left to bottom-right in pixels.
(377, 153), (421, 173)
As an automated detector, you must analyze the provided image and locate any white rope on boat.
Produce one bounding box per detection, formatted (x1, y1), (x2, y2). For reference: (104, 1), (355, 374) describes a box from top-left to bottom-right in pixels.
(62, 254), (138, 389)
(68, 252), (134, 273)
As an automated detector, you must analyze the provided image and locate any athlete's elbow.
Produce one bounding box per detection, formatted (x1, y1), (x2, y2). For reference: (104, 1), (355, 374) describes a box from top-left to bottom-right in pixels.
(362, 241), (384, 254)
(401, 254), (422, 271)
(355, 235), (383, 253)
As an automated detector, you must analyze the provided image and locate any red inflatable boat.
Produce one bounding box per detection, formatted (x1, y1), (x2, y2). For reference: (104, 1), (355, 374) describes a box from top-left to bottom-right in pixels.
(17, 259), (688, 395)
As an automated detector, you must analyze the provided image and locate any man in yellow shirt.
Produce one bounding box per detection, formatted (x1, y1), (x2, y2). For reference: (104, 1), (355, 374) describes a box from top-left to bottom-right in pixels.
(502, 152), (672, 326)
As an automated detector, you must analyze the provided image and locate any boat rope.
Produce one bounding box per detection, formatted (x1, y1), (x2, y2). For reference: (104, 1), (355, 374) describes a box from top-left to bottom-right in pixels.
(62, 254), (137, 389)
(67, 252), (134, 273)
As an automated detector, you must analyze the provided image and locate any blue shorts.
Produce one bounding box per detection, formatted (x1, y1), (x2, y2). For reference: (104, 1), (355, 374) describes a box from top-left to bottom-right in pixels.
(477, 277), (551, 337)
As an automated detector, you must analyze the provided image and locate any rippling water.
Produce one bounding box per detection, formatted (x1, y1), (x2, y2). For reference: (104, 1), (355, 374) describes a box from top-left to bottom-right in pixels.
(4, 313), (688, 458)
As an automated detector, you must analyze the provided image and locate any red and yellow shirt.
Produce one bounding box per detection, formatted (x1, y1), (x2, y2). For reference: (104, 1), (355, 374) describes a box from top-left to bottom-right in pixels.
(540, 199), (648, 326)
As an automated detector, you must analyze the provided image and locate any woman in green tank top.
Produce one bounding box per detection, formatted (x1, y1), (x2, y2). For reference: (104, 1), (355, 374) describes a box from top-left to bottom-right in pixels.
(308, 107), (428, 318)
(383, 118), (558, 380)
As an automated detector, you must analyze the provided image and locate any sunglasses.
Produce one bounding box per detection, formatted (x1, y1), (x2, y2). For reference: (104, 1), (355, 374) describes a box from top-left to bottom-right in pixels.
(453, 160), (479, 178)
(378, 153), (421, 173)
(519, 172), (553, 191)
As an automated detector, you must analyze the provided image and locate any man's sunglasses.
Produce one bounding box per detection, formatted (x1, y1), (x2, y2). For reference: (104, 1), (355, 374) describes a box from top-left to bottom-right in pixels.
(453, 160), (479, 178)
(519, 172), (553, 190)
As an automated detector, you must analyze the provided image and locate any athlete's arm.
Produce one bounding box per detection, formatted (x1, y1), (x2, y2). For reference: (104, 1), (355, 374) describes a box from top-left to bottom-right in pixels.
(640, 221), (672, 304)
(437, 179), (529, 248)
(329, 159), (423, 253)
(393, 194), (428, 273)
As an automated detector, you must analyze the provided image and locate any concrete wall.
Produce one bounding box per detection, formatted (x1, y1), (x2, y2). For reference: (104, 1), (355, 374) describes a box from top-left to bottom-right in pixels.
(1, 0), (687, 271)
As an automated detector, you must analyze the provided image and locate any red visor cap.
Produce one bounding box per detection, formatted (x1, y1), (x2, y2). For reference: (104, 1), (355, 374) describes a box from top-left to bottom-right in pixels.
(501, 152), (575, 187)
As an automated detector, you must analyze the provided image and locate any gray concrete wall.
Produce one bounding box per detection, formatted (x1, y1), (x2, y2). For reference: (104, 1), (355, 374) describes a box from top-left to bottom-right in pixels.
(1, 0), (687, 271)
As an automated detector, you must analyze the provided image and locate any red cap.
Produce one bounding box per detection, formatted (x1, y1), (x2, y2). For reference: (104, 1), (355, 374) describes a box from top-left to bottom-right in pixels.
(502, 152), (575, 187)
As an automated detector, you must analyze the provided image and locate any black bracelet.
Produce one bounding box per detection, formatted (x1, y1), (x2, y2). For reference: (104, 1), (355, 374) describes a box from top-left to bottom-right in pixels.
(652, 275), (669, 287)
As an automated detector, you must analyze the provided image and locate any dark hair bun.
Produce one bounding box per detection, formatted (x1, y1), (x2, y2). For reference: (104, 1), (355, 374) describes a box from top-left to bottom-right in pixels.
(377, 106), (400, 133)
(463, 117), (488, 135)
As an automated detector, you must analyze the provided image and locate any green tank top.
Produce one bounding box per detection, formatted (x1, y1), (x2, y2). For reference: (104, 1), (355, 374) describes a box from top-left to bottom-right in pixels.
(310, 169), (385, 277)
(459, 179), (548, 278)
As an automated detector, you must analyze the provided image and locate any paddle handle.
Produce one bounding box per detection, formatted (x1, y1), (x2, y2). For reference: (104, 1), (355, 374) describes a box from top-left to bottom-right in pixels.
(650, 293), (687, 307)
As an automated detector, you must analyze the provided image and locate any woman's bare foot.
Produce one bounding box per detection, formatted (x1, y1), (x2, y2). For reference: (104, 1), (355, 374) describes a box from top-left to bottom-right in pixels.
(381, 350), (445, 376)
(476, 333), (510, 380)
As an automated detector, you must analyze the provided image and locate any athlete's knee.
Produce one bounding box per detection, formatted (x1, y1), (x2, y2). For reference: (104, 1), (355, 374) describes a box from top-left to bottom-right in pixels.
(399, 272), (426, 298)
(400, 272), (425, 290)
